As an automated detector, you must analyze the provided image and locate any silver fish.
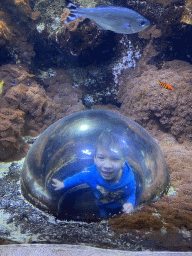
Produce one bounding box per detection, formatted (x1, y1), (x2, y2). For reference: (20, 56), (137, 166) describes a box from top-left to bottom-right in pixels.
(65, 3), (150, 34)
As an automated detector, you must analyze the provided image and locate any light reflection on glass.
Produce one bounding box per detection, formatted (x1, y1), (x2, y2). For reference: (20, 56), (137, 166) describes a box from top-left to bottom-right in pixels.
(82, 149), (92, 155)
(80, 124), (88, 131)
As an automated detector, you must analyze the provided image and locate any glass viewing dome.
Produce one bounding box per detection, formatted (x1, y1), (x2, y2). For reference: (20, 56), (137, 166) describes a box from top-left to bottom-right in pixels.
(21, 110), (169, 221)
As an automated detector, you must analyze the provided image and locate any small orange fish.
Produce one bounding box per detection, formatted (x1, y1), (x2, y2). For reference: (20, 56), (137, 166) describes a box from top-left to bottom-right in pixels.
(158, 81), (173, 91)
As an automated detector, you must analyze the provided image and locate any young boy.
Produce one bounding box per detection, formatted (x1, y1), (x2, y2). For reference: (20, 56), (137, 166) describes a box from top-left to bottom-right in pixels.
(52, 131), (136, 218)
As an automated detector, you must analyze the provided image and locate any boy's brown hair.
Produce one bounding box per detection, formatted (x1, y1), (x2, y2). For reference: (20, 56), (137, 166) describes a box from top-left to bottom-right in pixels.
(95, 131), (128, 158)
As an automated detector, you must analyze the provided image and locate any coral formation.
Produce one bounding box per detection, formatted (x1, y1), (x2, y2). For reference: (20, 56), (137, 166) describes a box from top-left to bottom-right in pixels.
(145, 0), (184, 7)
(56, 13), (106, 56)
(118, 59), (192, 142)
(43, 69), (84, 119)
(0, 64), (56, 159)
(0, 64), (84, 160)
(0, 11), (14, 45)
(155, 2), (185, 37)
(0, 20), (14, 44)
(0, 10), (35, 63)
(14, 0), (32, 17)
(0, 64), (35, 92)
(4, 83), (56, 135)
(138, 25), (162, 39)
(181, 0), (192, 25)
(0, 107), (28, 160)
(5, 0), (41, 20)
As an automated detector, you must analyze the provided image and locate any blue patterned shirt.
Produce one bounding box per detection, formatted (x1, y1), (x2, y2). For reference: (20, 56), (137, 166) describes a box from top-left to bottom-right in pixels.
(63, 162), (136, 218)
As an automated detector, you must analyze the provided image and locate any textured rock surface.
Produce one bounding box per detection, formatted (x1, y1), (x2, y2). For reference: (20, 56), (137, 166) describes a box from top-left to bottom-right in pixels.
(0, 64), (56, 137)
(0, 108), (28, 160)
(44, 69), (85, 119)
(118, 60), (192, 142)
(0, 9), (36, 63)
(0, 64), (84, 160)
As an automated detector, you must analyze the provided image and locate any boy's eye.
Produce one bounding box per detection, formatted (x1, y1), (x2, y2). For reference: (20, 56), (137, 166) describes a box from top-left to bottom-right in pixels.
(111, 158), (120, 161)
(97, 156), (104, 160)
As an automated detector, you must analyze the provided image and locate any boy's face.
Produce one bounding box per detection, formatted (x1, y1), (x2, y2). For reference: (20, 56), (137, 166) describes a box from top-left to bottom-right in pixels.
(94, 146), (125, 183)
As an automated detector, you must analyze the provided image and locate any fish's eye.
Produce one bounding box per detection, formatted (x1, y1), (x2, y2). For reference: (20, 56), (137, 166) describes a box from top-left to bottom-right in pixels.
(140, 21), (146, 27)
(125, 23), (131, 28)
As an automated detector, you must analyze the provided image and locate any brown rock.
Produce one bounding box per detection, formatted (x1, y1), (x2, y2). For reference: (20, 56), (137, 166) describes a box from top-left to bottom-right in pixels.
(0, 64), (35, 94)
(138, 25), (162, 39)
(45, 69), (85, 118)
(109, 132), (192, 234)
(0, 11), (14, 45)
(0, 8), (35, 62)
(118, 60), (192, 142)
(52, 11), (106, 56)
(14, 0), (32, 16)
(5, 82), (56, 135)
(31, 10), (40, 21)
(0, 108), (28, 160)
(146, 0), (182, 7)
(0, 64), (85, 160)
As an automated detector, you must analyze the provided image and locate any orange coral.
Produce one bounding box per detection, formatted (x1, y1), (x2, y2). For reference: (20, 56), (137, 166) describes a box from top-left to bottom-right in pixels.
(0, 20), (14, 45)
(0, 10), (15, 45)
(14, 0), (32, 16)
(60, 10), (71, 24)
(181, 0), (192, 25)
(0, 20), (14, 42)
(0, 10), (36, 61)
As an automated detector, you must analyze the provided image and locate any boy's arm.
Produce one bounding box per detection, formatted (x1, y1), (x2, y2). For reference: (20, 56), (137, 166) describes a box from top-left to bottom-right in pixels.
(52, 170), (90, 191)
(123, 179), (136, 213)
(126, 185), (136, 205)
(124, 163), (137, 206)
(123, 202), (134, 214)
(52, 178), (64, 190)
(126, 176), (137, 204)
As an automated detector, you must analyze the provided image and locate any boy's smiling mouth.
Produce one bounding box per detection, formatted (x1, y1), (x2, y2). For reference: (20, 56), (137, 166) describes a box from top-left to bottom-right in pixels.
(101, 170), (114, 177)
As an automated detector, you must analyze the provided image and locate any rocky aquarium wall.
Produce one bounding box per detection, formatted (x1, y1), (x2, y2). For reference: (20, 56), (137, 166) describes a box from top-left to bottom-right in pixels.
(0, 0), (192, 252)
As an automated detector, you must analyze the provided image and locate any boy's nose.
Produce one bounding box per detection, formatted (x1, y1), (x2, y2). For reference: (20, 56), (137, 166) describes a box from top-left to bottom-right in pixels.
(103, 159), (112, 168)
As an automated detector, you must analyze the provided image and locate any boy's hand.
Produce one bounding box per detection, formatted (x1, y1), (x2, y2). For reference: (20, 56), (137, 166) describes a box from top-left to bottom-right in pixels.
(52, 178), (64, 190)
(122, 203), (134, 214)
